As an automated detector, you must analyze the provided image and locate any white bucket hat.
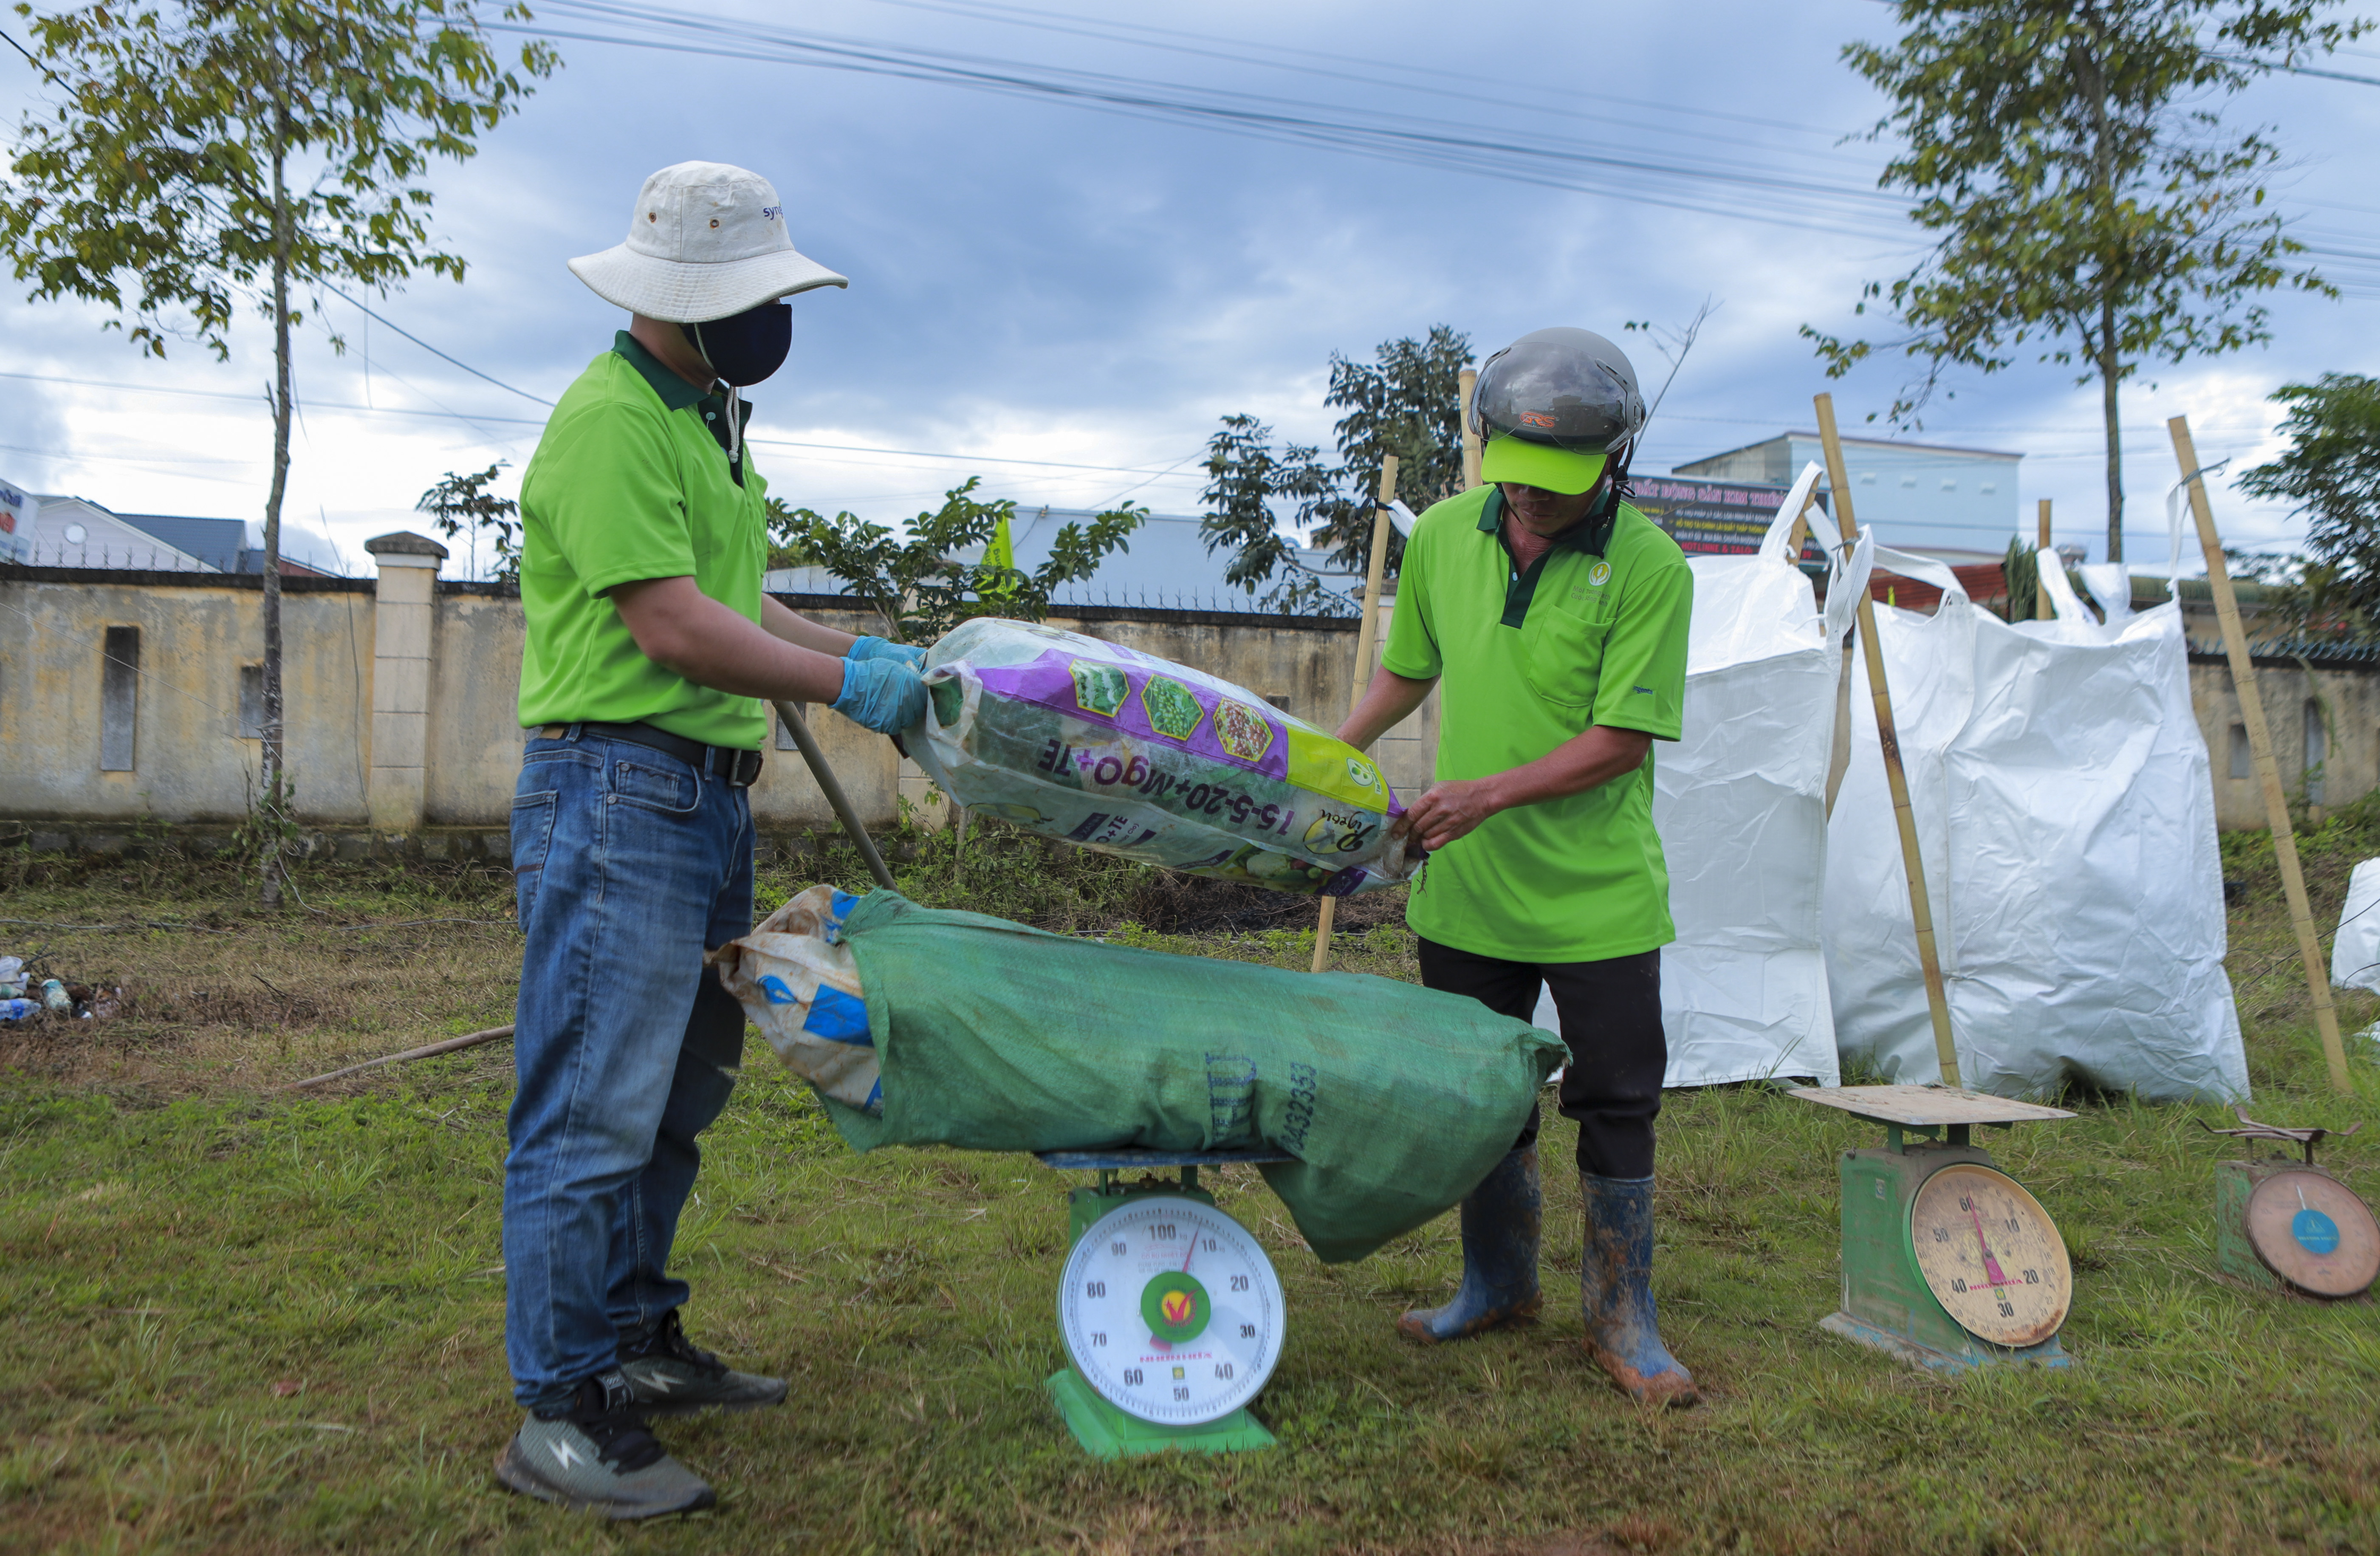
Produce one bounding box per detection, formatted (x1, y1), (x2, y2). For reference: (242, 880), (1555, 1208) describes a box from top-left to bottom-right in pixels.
(569, 161), (847, 323)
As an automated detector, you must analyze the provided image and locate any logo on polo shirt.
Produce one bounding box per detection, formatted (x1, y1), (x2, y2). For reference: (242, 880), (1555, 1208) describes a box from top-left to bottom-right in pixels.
(1588, 561), (1612, 587)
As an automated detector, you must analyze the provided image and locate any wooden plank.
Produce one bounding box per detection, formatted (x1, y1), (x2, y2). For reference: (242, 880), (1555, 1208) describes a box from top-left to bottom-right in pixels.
(1312, 455), (1399, 974)
(1815, 393), (1963, 1090)
(1787, 1083), (2075, 1128)
(2168, 415), (2352, 1093)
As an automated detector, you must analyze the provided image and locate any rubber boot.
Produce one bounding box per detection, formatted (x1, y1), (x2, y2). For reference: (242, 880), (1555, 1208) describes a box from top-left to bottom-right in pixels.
(1578, 1172), (1699, 1407)
(1397, 1145), (1543, 1342)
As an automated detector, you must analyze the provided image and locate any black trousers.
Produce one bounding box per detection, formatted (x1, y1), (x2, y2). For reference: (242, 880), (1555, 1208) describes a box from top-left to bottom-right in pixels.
(1417, 938), (1665, 1179)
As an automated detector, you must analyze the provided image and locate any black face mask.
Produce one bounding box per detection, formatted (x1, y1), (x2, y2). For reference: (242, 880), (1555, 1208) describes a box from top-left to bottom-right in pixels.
(683, 301), (792, 387)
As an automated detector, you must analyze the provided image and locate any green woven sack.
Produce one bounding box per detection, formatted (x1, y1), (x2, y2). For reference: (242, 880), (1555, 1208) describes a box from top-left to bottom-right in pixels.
(819, 891), (1564, 1263)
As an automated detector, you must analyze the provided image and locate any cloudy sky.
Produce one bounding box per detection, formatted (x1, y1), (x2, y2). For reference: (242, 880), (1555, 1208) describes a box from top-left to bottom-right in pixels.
(3, 0), (2376, 579)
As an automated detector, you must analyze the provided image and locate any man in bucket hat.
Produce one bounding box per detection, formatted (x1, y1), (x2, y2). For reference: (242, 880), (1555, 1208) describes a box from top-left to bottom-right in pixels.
(494, 161), (926, 1518)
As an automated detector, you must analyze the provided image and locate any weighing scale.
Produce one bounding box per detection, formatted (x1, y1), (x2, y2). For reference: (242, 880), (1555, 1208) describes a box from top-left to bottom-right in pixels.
(1036, 1147), (1289, 1460)
(1789, 1084), (2078, 1372)
(2200, 1109), (2379, 1301)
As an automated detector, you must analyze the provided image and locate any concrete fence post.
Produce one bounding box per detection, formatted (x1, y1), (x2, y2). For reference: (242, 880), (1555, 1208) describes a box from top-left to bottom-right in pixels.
(362, 531), (448, 837)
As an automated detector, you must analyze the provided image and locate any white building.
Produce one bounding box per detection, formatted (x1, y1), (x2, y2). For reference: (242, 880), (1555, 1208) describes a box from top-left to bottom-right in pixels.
(1673, 431), (2022, 556)
(18, 495), (216, 571)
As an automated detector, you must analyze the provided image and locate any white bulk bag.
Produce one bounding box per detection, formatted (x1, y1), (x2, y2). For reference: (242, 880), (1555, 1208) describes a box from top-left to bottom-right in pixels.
(1824, 545), (2248, 1100)
(2331, 859), (2380, 993)
(1534, 465), (1868, 1088)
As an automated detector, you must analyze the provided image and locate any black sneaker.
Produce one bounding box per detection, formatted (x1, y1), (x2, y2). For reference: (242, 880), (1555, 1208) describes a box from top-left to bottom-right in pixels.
(618, 1309), (789, 1416)
(494, 1370), (714, 1519)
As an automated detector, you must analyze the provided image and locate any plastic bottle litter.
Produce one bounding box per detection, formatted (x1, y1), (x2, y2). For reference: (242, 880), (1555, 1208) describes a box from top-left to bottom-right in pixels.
(0, 956), (23, 999)
(39, 978), (72, 1014)
(0, 998), (36, 1024)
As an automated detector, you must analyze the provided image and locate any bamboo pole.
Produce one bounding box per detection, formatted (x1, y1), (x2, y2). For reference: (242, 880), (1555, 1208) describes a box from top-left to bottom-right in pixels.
(1312, 455), (1400, 974)
(774, 700), (899, 893)
(1815, 393), (1963, 1089)
(2168, 415), (2352, 1093)
(1458, 370), (1483, 491)
(2036, 499), (2054, 621)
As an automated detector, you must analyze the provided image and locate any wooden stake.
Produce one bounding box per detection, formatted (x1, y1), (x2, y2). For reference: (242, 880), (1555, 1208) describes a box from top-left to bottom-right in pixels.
(2168, 416), (2352, 1093)
(290, 1024), (514, 1089)
(775, 700), (898, 893)
(1313, 455), (1400, 974)
(1816, 393), (1963, 1090)
(2036, 499), (2054, 621)
(1458, 370), (1483, 491)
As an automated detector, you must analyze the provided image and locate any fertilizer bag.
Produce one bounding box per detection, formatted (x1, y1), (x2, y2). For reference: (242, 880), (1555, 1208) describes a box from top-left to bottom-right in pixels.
(907, 617), (1414, 895)
(1824, 546), (2247, 1101)
(2332, 859), (2380, 993)
(1533, 466), (1869, 1087)
(1653, 467), (1867, 1086)
(713, 889), (1564, 1263)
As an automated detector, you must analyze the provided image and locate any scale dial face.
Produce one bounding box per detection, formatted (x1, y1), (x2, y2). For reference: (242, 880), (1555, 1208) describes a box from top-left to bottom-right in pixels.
(2246, 1169), (2380, 1298)
(1057, 1195), (1284, 1426)
(1910, 1163), (2072, 1348)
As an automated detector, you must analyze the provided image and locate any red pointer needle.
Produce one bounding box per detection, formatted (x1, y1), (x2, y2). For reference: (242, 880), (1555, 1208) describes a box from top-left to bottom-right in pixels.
(1968, 1203), (2019, 1288)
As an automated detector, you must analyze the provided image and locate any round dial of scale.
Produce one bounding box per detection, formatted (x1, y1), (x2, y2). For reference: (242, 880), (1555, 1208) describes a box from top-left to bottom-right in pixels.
(1910, 1163), (2073, 1347)
(2246, 1169), (2380, 1298)
(1057, 1195), (1284, 1426)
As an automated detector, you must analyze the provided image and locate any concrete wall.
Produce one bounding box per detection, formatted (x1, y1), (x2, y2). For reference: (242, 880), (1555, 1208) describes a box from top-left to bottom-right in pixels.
(0, 550), (1434, 836)
(0, 568), (374, 824)
(2191, 655), (2380, 830)
(24, 546), (2357, 839)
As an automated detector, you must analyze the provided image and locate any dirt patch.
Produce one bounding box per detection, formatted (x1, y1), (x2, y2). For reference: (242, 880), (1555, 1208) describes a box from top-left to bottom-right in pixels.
(1118, 869), (1410, 936)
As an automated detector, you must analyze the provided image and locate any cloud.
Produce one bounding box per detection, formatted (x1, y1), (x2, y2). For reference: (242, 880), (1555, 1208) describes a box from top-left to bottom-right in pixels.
(1, 0), (2372, 576)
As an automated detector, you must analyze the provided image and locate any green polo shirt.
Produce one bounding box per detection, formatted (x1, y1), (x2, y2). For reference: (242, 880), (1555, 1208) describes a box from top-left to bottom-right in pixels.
(516, 331), (770, 749)
(1381, 485), (1691, 963)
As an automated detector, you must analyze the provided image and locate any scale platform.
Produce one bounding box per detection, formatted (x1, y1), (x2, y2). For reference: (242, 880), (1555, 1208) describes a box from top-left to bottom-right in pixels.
(1789, 1085), (2078, 1374)
(1035, 1147), (1292, 1460)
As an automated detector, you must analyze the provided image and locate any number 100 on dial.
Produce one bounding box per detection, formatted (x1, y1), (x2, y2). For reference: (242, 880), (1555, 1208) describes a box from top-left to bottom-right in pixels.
(1057, 1197), (1285, 1426)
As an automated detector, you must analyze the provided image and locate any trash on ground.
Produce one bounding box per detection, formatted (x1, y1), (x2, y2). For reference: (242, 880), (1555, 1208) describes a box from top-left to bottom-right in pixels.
(0, 954), (122, 1023)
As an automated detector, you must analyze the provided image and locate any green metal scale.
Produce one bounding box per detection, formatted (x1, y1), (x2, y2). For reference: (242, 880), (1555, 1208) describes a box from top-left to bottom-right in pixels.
(1789, 1085), (2078, 1373)
(1034, 1148), (1289, 1460)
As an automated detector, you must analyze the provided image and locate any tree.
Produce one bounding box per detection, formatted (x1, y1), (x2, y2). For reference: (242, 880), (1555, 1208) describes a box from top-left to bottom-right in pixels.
(1202, 327), (1473, 612)
(1806, 0), (2363, 563)
(418, 462), (519, 582)
(2239, 373), (2380, 635)
(777, 478), (1145, 644)
(2, 0), (556, 904)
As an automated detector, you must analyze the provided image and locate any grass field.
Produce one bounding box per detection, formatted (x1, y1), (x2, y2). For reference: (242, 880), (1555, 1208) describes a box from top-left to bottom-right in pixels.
(6, 817), (2380, 1554)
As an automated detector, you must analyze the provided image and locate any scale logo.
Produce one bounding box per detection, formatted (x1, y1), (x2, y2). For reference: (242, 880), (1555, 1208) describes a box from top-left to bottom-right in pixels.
(1160, 1290), (1195, 1326)
(2295, 1185), (2342, 1255)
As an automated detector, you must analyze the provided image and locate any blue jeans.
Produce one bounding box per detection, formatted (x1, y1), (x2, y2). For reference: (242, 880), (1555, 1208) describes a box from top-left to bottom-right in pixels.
(503, 726), (755, 1411)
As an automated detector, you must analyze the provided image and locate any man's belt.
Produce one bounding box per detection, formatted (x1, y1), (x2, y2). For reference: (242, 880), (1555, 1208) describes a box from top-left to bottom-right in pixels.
(537, 721), (764, 787)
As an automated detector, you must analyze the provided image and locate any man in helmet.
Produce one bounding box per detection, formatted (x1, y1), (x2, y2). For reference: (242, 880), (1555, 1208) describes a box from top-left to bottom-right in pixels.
(1336, 326), (1697, 1407)
(494, 161), (929, 1518)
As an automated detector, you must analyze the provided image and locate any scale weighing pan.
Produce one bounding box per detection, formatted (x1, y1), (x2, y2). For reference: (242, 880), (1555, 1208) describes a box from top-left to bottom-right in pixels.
(1790, 1085), (2078, 1373)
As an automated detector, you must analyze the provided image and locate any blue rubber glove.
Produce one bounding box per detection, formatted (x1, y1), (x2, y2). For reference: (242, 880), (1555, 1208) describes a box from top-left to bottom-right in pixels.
(832, 657), (928, 734)
(846, 635), (926, 671)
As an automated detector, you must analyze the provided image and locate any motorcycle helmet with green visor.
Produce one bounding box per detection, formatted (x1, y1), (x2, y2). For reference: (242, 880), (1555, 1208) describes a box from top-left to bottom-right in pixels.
(1471, 327), (1646, 497)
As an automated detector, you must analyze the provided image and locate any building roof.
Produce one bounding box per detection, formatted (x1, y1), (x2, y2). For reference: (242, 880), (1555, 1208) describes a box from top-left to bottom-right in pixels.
(116, 514), (247, 572)
(1680, 429), (2025, 466)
